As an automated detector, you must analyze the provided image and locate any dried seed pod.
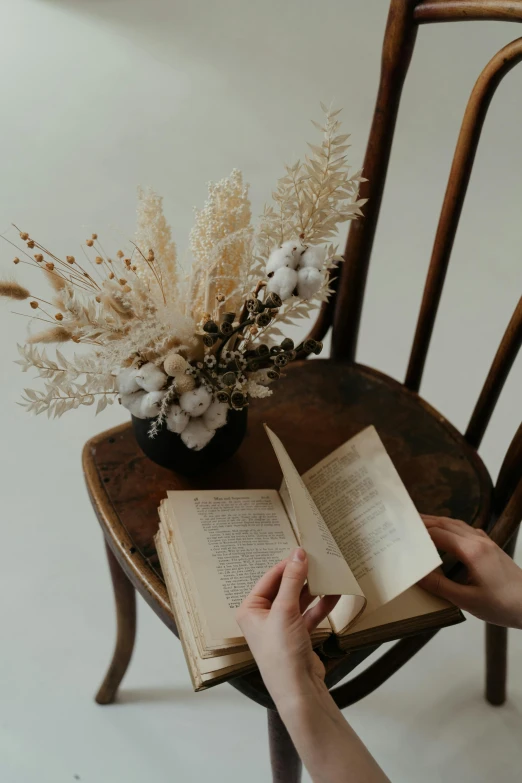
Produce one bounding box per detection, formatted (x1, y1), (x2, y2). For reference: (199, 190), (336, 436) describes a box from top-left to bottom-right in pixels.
(95, 257), (104, 265)
(221, 371), (237, 387)
(222, 312), (235, 323)
(246, 296), (262, 313)
(19, 232), (29, 241)
(273, 354), (289, 367)
(303, 338), (319, 354)
(27, 240), (35, 248)
(203, 333), (218, 347)
(164, 352), (188, 376)
(91, 233), (98, 240)
(302, 339), (323, 355)
(55, 313), (63, 321)
(45, 262), (54, 271)
(117, 250), (124, 258)
(270, 345), (283, 355)
(280, 338), (294, 351)
(216, 389), (230, 404)
(255, 344), (270, 357)
(34, 253), (44, 262)
(255, 311), (272, 327)
(267, 367), (281, 381)
(230, 390), (247, 410)
(264, 291), (282, 309)
(219, 320), (233, 336)
(30, 301), (38, 309)
(86, 239), (94, 247)
(249, 359), (260, 371)
(203, 319), (219, 333)
(174, 374), (196, 394)
(66, 256), (75, 264)
(13, 257), (20, 264)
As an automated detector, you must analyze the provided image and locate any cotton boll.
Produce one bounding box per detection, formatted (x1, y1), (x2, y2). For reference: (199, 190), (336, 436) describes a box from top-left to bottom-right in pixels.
(139, 391), (165, 418)
(202, 400), (228, 430)
(120, 391), (147, 418)
(165, 404), (190, 434)
(181, 418), (216, 451)
(135, 362), (167, 392)
(267, 267), (298, 301)
(300, 245), (325, 270)
(116, 366), (141, 395)
(297, 267), (323, 299)
(179, 386), (212, 417)
(280, 240), (306, 265)
(266, 247), (297, 276)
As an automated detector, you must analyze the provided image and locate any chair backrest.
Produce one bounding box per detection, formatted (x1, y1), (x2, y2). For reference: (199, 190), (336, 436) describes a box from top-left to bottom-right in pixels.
(314, 2), (522, 710)
(310, 0), (522, 520)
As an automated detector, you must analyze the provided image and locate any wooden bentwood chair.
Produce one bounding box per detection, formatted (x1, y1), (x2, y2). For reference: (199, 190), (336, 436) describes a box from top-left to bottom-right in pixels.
(83, 2), (522, 780)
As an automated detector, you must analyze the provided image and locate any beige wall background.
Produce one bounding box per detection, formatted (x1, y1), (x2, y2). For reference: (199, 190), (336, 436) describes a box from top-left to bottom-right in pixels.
(0, 2), (521, 782)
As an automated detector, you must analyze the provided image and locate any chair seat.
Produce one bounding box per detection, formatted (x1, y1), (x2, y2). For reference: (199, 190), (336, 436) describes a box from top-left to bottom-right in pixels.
(83, 359), (492, 704)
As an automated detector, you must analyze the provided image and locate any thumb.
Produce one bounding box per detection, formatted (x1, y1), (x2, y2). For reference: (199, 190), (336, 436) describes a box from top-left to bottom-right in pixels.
(274, 548), (308, 609)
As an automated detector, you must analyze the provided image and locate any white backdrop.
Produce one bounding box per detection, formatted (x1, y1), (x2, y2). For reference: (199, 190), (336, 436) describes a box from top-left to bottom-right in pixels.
(1, 2), (521, 782)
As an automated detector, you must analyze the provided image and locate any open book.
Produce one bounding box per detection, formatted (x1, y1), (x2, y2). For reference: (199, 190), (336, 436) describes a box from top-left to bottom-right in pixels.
(155, 425), (464, 691)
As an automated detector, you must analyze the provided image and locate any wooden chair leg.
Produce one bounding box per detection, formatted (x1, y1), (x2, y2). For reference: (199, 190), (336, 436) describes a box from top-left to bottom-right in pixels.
(267, 709), (302, 783)
(485, 529), (519, 706)
(95, 541), (137, 705)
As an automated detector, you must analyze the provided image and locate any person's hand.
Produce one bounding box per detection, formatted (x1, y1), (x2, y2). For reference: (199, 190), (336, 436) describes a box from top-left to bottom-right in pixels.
(420, 515), (522, 628)
(235, 548), (339, 708)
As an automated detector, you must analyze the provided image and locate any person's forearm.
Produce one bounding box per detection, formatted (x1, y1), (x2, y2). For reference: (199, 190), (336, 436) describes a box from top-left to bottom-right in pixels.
(276, 679), (389, 783)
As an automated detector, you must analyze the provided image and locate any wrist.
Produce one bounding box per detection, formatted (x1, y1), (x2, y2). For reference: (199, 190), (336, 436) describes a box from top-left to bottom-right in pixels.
(271, 671), (330, 718)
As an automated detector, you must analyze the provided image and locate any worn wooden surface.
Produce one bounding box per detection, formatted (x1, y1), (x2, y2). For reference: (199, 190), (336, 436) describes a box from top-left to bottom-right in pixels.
(95, 542), (136, 705)
(84, 360), (492, 707)
(331, 0), (418, 361)
(415, 0), (522, 25)
(406, 47), (522, 392)
(267, 710), (302, 783)
(466, 297), (522, 449)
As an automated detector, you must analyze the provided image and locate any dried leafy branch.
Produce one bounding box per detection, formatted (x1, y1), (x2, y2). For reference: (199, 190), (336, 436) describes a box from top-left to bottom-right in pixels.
(257, 104), (366, 259)
(1, 105), (366, 437)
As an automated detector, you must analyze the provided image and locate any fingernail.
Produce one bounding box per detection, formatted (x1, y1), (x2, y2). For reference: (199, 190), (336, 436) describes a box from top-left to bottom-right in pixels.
(292, 547), (306, 562)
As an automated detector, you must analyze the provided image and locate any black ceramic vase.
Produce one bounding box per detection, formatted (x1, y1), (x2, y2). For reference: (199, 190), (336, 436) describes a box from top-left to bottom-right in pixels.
(131, 408), (248, 476)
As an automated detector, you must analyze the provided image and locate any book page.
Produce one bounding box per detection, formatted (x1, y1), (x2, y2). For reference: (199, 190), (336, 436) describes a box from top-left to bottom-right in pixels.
(155, 527), (255, 690)
(265, 425), (366, 608)
(166, 489), (299, 645)
(302, 426), (442, 632)
(342, 585), (453, 636)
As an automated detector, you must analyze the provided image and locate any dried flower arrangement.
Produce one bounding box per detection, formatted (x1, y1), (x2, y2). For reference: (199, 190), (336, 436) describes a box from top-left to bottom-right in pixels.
(1, 105), (366, 451)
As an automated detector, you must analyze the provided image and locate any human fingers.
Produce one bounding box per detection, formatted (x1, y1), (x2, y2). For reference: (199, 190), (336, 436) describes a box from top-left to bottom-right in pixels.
(242, 559), (287, 607)
(304, 594), (341, 632)
(299, 583), (315, 614)
(418, 569), (474, 606)
(422, 515), (472, 535)
(425, 525), (486, 567)
(274, 548), (308, 609)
